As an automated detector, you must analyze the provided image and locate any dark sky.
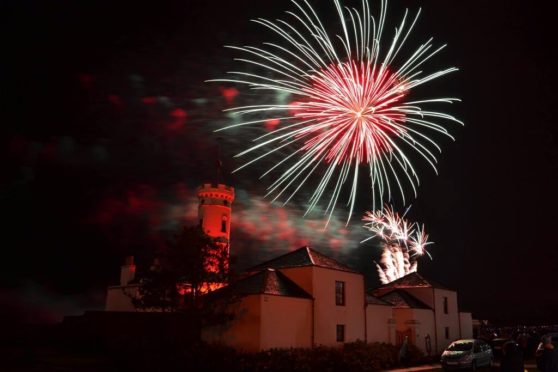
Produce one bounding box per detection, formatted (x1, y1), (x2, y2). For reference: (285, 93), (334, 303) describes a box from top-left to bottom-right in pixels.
(1, 0), (557, 327)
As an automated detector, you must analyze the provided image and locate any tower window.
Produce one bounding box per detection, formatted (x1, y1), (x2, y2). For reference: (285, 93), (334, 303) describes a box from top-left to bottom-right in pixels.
(443, 296), (448, 314)
(221, 216), (227, 233)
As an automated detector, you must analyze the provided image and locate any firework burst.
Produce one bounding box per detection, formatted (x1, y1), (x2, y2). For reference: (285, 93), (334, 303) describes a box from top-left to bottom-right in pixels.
(210, 0), (462, 224)
(362, 205), (432, 284)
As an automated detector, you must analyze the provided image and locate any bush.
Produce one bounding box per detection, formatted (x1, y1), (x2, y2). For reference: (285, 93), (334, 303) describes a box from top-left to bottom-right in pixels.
(113, 341), (424, 371)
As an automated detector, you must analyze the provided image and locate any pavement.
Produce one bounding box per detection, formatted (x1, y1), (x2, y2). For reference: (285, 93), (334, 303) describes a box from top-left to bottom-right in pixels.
(386, 361), (538, 372)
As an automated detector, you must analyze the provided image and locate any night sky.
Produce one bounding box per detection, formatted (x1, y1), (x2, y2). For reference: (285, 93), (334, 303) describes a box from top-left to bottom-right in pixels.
(1, 0), (557, 328)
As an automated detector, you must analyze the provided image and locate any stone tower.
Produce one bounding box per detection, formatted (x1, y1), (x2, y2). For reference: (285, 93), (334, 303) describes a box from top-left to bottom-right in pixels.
(197, 183), (235, 277)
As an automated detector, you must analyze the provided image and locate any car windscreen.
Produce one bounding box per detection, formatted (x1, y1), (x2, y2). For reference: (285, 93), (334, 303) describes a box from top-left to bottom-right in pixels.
(447, 342), (474, 351)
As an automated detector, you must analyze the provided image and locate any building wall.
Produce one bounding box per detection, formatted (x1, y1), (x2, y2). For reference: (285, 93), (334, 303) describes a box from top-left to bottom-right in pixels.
(105, 286), (137, 311)
(459, 312), (473, 339)
(202, 295), (261, 352)
(433, 288), (461, 353)
(365, 304), (394, 343)
(260, 295), (313, 350)
(311, 267), (365, 346)
(392, 308), (436, 355)
(280, 266), (313, 296)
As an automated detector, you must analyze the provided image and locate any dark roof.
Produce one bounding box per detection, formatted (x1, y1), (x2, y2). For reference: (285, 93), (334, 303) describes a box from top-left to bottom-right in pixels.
(215, 268), (312, 299)
(249, 246), (358, 273)
(372, 272), (450, 291)
(366, 294), (393, 306)
(379, 290), (432, 310)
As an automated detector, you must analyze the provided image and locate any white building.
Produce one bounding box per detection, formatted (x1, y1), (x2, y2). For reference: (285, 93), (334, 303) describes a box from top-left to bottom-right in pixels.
(105, 181), (472, 353)
(201, 248), (472, 353)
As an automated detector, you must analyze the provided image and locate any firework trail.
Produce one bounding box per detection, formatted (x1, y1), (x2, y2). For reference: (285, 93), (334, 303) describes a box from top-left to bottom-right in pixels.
(210, 0), (462, 225)
(362, 205), (431, 284)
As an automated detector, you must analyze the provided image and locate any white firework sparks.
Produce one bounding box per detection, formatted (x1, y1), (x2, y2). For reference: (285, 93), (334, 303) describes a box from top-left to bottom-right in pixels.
(210, 0), (462, 225)
(363, 204), (432, 284)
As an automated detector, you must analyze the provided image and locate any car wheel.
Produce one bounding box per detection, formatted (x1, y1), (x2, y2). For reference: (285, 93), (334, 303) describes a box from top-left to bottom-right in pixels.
(471, 361), (477, 371)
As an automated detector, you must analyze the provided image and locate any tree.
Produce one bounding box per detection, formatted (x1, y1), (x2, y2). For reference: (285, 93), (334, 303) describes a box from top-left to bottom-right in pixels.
(131, 225), (231, 317)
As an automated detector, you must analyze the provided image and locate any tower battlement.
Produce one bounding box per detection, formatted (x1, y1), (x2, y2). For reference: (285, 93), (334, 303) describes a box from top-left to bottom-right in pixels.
(197, 183), (235, 203)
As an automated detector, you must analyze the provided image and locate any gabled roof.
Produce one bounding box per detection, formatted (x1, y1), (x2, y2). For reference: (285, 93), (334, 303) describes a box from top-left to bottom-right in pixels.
(248, 246), (358, 273)
(216, 268), (312, 299)
(379, 290), (432, 310)
(372, 272), (450, 291)
(366, 294), (393, 306)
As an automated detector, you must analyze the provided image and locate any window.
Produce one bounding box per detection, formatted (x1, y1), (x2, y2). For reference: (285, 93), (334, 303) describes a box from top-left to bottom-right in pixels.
(336, 324), (345, 342)
(445, 327), (450, 339)
(443, 296), (448, 314)
(335, 281), (345, 306)
(221, 217), (227, 233)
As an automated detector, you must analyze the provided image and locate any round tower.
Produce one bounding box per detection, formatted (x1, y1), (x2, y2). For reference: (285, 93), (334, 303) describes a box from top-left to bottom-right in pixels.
(197, 183), (235, 244)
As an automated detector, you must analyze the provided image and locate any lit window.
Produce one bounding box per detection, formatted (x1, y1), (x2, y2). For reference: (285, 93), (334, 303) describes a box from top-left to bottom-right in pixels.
(335, 281), (345, 306)
(445, 327), (450, 339)
(443, 297), (448, 314)
(336, 324), (345, 342)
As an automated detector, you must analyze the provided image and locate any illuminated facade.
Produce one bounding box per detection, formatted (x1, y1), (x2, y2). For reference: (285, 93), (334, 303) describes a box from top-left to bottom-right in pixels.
(105, 182), (472, 352)
(202, 249), (472, 353)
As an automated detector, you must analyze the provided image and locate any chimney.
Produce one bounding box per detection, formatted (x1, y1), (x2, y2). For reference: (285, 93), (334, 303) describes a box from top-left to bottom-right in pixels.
(120, 255), (136, 286)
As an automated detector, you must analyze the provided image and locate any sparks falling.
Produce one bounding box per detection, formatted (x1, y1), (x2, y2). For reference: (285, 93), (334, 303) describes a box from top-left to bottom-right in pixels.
(363, 205), (432, 284)
(210, 0), (462, 225)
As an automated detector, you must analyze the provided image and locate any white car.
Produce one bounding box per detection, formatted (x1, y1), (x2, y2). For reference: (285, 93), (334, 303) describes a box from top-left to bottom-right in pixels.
(441, 339), (493, 370)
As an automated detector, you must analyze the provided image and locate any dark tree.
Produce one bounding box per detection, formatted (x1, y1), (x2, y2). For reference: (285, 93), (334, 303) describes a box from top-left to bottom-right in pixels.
(131, 225), (231, 316)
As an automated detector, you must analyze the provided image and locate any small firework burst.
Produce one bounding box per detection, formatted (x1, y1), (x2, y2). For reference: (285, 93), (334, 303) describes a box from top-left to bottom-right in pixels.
(363, 205), (432, 284)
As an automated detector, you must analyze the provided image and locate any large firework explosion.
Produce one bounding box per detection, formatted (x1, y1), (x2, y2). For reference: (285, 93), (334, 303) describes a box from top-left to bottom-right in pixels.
(362, 205), (431, 284)
(211, 0), (462, 224)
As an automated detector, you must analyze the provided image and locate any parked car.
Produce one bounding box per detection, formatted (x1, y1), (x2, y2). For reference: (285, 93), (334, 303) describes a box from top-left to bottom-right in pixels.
(441, 339), (493, 370)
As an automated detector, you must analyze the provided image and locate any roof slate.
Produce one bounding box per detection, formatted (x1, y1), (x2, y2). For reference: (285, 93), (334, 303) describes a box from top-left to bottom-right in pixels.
(249, 246), (358, 273)
(372, 272), (450, 291)
(216, 268), (312, 299)
(379, 290), (432, 310)
(366, 294), (394, 306)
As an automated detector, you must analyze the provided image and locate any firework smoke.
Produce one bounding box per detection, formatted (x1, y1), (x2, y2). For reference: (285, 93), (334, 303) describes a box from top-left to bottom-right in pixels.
(363, 205), (431, 284)
(211, 0), (462, 225)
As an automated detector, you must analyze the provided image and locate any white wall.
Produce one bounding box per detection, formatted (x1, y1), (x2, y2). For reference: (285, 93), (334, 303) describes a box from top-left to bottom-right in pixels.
(281, 266), (366, 346)
(459, 312), (473, 339)
(392, 308), (435, 355)
(260, 295), (312, 349)
(202, 294), (313, 352)
(433, 288), (460, 353)
(105, 285), (137, 311)
(365, 304), (393, 343)
(202, 295), (262, 352)
(311, 267), (365, 346)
